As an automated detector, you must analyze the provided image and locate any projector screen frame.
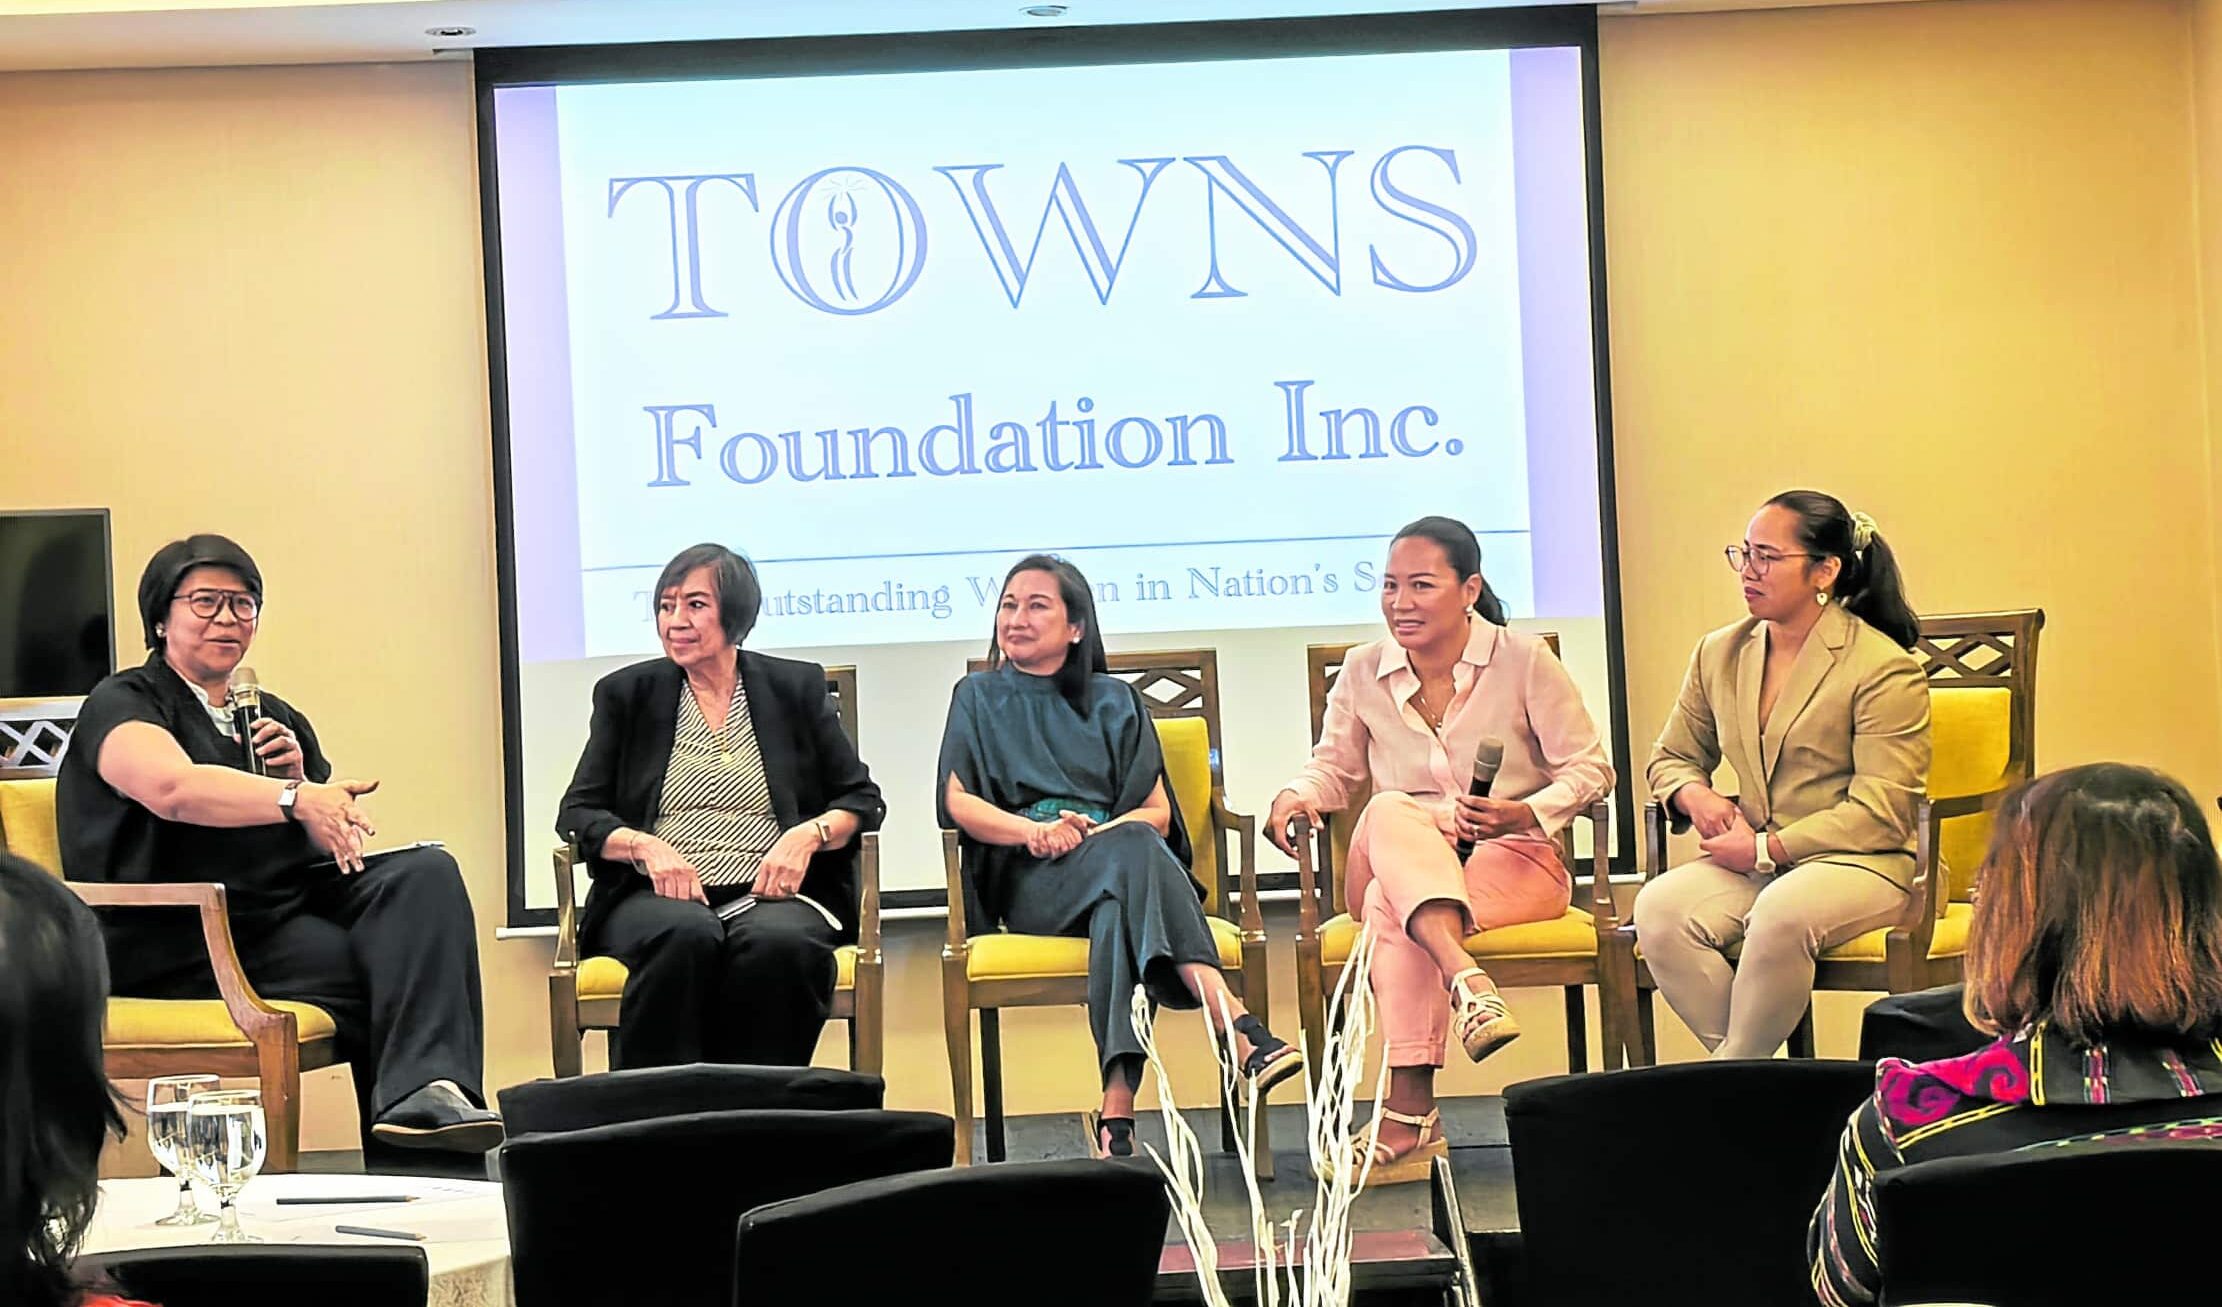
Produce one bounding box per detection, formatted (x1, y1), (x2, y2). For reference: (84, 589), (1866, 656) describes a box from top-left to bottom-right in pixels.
(476, 6), (1631, 928)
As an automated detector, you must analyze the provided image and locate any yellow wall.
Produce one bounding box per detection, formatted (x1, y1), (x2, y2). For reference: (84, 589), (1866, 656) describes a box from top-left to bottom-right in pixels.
(6, 0), (2222, 1140)
(1604, 0), (2220, 804)
(2197, 0), (2222, 717)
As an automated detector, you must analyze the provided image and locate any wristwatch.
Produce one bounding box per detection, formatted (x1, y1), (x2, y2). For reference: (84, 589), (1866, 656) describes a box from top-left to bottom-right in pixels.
(1753, 829), (1777, 875)
(278, 779), (305, 822)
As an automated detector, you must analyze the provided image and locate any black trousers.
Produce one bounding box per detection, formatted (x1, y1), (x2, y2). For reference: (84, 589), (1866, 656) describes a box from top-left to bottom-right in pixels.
(1002, 823), (1221, 1083)
(589, 891), (838, 1069)
(1859, 983), (1987, 1063)
(115, 846), (487, 1123)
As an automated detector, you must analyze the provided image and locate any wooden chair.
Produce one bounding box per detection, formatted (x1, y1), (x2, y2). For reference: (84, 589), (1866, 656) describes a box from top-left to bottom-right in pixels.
(546, 666), (883, 1078)
(1290, 636), (1622, 1084)
(1610, 609), (2044, 1064)
(939, 649), (1273, 1172)
(0, 695), (340, 1172)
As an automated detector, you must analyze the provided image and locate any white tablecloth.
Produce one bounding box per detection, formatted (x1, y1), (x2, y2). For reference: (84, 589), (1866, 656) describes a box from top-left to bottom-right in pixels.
(83, 1172), (512, 1307)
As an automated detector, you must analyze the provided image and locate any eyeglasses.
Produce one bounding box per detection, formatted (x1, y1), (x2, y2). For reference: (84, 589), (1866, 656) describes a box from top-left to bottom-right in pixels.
(173, 589), (261, 621)
(1723, 546), (1818, 577)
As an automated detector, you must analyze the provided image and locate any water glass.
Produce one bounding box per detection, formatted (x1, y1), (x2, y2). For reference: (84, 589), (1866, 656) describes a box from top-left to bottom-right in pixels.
(146, 1075), (219, 1226)
(184, 1089), (267, 1243)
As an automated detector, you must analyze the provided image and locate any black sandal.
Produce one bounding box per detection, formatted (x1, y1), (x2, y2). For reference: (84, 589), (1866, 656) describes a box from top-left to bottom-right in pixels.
(1231, 1014), (1307, 1103)
(1094, 1115), (1137, 1159)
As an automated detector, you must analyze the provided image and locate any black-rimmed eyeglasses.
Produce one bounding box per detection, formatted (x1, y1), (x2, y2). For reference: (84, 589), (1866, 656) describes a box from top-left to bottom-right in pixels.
(173, 590), (260, 621)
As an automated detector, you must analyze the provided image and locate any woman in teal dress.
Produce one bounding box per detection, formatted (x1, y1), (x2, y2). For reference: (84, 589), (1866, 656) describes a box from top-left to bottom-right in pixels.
(938, 555), (1304, 1158)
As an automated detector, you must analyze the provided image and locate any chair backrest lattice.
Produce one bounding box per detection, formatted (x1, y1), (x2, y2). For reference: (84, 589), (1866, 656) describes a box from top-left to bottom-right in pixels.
(1910, 610), (2044, 904)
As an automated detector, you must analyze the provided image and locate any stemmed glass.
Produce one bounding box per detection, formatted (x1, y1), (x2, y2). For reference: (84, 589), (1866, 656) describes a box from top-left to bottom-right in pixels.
(146, 1075), (219, 1226)
(184, 1088), (267, 1244)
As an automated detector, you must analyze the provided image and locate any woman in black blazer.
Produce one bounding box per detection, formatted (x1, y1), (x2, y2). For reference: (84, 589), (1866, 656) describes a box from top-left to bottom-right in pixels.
(557, 544), (885, 1068)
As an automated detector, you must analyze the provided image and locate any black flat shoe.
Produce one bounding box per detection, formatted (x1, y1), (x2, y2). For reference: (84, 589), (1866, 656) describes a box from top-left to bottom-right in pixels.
(1092, 1115), (1137, 1160)
(371, 1083), (505, 1154)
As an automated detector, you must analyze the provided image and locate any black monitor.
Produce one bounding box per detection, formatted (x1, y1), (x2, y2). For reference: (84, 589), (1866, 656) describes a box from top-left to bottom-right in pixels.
(0, 509), (115, 698)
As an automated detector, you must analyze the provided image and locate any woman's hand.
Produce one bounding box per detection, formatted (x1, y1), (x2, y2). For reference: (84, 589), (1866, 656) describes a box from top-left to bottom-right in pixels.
(248, 718), (306, 780)
(630, 833), (707, 904)
(1453, 795), (1540, 845)
(754, 823), (825, 899)
(1266, 789), (1323, 858)
(1025, 815), (1088, 859)
(1675, 784), (1743, 840)
(293, 779), (379, 874)
(1698, 812), (1760, 873)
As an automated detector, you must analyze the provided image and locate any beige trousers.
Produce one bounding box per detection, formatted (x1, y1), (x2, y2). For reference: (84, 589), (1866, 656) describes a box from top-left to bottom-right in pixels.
(1631, 857), (1906, 1058)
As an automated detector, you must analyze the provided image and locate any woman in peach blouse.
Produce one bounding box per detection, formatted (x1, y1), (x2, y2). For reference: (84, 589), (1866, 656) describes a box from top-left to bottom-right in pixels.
(1268, 517), (1615, 1184)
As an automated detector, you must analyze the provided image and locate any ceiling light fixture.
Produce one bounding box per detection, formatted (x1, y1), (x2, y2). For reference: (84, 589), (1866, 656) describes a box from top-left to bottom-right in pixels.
(1022, 5), (1068, 17)
(426, 26), (476, 38)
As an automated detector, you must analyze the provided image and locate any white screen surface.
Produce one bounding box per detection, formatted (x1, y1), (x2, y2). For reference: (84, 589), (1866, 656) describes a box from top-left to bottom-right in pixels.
(490, 38), (1615, 910)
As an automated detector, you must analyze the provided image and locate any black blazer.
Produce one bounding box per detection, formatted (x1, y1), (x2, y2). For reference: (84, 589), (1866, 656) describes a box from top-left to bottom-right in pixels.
(556, 651), (885, 946)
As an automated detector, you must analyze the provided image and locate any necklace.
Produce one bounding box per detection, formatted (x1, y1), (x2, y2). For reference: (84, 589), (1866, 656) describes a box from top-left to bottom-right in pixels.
(1412, 685), (1447, 731)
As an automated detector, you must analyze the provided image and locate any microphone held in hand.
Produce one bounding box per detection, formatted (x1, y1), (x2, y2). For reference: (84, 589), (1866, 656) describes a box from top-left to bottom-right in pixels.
(1453, 736), (1506, 863)
(229, 666), (267, 776)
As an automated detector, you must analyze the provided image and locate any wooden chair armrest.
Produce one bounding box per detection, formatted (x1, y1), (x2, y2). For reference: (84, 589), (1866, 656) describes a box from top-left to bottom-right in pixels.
(1294, 817), (1327, 939)
(1642, 800), (1668, 883)
(857, 832), (882, 960)
(1211, 789), (1265, 935)
(551, 841), (582, 971)
(63, 880), (291, 1038)
(939, 829), (971, 955)
(1923, 788), (2009, 824)
(1578, 798), (1619, 929)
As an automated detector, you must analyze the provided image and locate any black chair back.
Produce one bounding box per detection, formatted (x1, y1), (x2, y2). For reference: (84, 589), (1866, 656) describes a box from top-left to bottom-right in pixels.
(1875, 1144), (2222, 1306)
(732, 1158), (1169, 1307)
(1504, 1060), (1875, 1305)
(79, 1245), (429, 1307)
(501, 1108), (954, 1307)
(499, 1063), (883, 1134)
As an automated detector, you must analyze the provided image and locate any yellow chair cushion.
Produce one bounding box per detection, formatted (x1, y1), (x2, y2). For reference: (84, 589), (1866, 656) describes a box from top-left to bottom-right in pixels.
(0, 778), (62, 874)
(106, 997), (337, 1047)
(1929, 686), (2013, 904)
(1319, 908), (1600, 966)
(967, 915), (1244, 982)
(1817, 902), (1973, 964)
(577, 945), (858, 1002)
(1154, 716), (1219, 914)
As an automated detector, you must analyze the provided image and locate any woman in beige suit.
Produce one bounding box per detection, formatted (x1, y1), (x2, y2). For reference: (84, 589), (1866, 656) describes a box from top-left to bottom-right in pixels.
(1632, 490), (1930, 1058)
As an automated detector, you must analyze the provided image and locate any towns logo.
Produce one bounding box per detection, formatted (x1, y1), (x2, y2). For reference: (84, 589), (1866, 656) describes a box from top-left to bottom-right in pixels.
(606, 147), (1481, 319)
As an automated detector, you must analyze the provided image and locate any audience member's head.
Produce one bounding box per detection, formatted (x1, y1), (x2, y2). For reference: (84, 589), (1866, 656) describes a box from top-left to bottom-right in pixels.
(1964, 763), (2222, 1045)
(0, 851), (122, 1307)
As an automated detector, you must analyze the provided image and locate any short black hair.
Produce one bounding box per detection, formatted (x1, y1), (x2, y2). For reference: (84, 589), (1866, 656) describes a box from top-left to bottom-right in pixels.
(0, 852), (123, 1307)
(652, 544), (761, 647)
(137, 534), (263, 651)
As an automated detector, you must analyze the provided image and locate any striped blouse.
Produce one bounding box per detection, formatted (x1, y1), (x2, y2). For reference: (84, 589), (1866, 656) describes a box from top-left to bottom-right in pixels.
(1809, 1023), (2222, 1305)
(651, 677), (782, 888)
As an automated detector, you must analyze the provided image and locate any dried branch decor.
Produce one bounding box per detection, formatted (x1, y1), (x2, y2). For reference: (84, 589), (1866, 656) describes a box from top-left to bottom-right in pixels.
(1130, 923), (1384, 1307)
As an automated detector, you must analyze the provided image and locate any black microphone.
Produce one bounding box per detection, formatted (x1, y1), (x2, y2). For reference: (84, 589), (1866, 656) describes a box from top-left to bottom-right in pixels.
(1453, 736), (1506, 863)
(230, 666), (268, 777)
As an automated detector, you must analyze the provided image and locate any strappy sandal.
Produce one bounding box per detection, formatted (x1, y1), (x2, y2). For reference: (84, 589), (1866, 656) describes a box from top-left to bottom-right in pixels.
(1452, 968), (1522, 1064)
(1229, 1013), (1307, 1106)
(1346, 1106), (1449, 1187)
